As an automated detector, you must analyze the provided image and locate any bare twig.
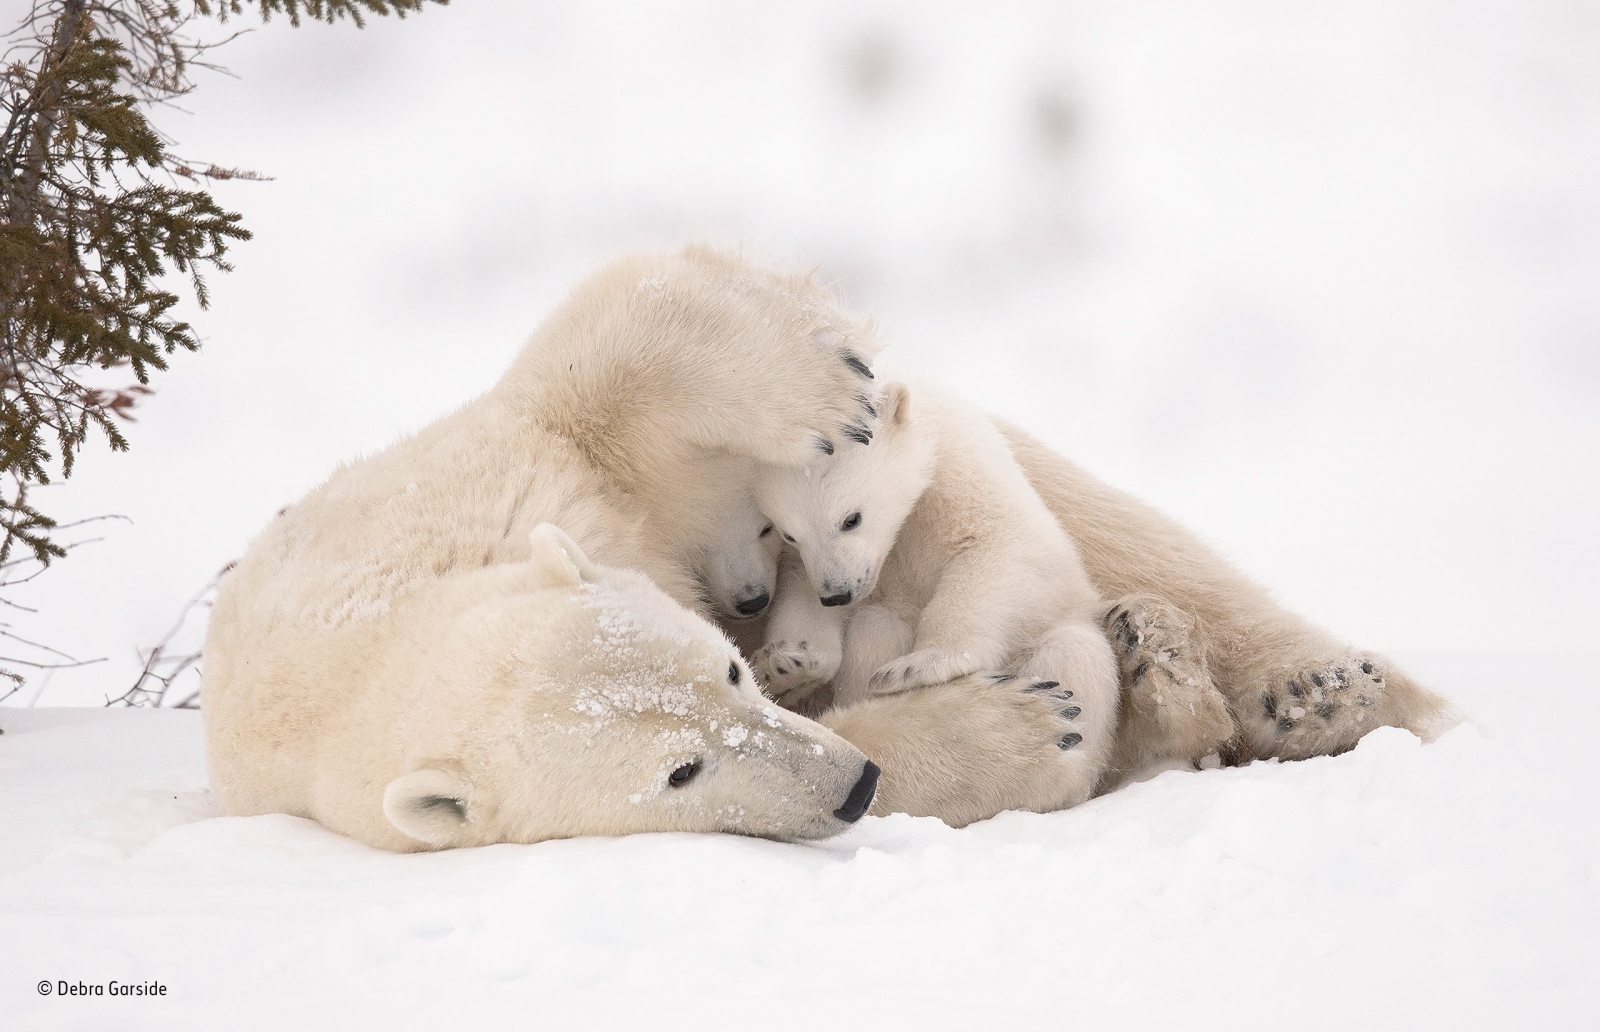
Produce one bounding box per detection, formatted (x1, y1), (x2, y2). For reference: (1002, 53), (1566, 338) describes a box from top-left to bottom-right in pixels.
(104, 562), (228, 708)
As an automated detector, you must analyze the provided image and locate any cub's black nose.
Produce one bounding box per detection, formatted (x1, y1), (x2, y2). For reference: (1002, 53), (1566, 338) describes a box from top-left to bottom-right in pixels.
(833, 760), (880, 823)
(734, 592), (770, 617)
(820, 591), (853, 608)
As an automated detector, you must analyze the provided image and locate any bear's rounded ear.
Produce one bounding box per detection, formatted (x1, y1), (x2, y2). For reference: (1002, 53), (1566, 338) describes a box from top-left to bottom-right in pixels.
(883, 382), (912, 426)
(528, 523), (599, 588)
(383, 769), (474, 849)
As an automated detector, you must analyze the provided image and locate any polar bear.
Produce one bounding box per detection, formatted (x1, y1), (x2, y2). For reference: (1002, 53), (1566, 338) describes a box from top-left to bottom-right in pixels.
(695, 491), (782, 663)
(202, 247), (887, 850)
(699, 406), (1455, 815)
(997, 423), (1458, 779)
(750, 377), (1122, 814)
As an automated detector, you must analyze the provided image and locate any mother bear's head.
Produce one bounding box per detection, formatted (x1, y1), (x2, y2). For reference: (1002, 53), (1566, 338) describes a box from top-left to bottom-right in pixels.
(357, 526), (878, 851)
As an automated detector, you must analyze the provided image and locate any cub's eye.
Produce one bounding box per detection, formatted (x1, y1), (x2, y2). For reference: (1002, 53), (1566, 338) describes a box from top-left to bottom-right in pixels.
(668, 760), (702, 788)
(840, 512), (862, 532)
(782, 532), (795, 543)
(728, 660), (741, 685)
(759, 524), (774, 538)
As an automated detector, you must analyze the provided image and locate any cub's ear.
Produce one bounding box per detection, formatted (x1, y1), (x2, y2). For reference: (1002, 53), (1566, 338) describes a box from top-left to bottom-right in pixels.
(528, 523), (599, 588)
(883, 382), (912, 425)
(383, 769), (474, 849)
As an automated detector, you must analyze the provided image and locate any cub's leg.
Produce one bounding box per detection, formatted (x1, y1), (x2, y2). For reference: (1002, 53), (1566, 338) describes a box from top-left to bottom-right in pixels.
(832, 604), (915, 710)
(755, 553), (847, 710)
(1100, 595), (1237, 781)
(868, 544), (1042, 694)
(1011, 619), (1121, 808)
(821, 673), (1091, 827)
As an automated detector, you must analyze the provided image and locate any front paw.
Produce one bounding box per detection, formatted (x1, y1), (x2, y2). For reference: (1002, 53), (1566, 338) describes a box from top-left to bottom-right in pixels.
(797, 327), (880, 460)
(869, 649), (981, 695)
(755, 639), (838, 700)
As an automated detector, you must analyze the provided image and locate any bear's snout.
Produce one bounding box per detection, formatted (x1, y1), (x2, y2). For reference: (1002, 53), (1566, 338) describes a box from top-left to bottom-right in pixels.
(733, 591), (770, 617)
(832, 760), (880, 823)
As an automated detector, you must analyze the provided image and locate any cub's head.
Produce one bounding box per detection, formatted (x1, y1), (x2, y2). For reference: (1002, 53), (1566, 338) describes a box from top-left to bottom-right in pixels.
(696, 493), (781, 621)
(754, 382), (935, 607)
(376, 525), (877, 851)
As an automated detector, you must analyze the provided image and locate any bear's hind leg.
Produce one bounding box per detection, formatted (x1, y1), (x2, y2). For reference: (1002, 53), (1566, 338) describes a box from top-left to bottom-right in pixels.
(1242, 652), (1457, 760)
(1101, 596), (1238, 782)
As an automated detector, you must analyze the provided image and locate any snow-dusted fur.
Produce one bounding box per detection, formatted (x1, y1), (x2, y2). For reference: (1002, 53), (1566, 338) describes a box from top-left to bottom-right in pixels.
(202, 247), (885, 851)
(752, 378), (1121, 816)
(997, 422), (1458, 782)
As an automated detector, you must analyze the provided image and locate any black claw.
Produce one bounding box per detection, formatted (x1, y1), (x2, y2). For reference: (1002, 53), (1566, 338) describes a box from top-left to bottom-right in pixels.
(1333, 669), (1349, 688)
(1361, 661), (1374, 675)
(1286, 679), (1304, 698)
(843, 354), (874, 379)
(1277, 717), (1296, 732)
(841, 423), (872, 445)
(1061, 706), (1081, 720)
(815, 435), (834, 455)
(1058, 732), (1083, 750)
(1026, 683), (1071, 698)
(1261, 691), (1277, 718)
(1316, 703), (1337, 720)
(1310, 672), (1325, 688)
(1130, 662), (1149, 683)
(858, 394), (877, 417)
(990, 672), (1018, 683)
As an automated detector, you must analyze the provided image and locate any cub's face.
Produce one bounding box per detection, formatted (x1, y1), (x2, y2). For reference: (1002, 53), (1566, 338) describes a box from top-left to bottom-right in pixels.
(754, 382), (934, 608)
(697, 493), (782, 621)
(382, 526), (877, 849)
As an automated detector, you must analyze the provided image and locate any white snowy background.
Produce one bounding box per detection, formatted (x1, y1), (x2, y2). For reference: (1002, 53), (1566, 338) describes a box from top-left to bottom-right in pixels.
(2, 1), (1597, 1028)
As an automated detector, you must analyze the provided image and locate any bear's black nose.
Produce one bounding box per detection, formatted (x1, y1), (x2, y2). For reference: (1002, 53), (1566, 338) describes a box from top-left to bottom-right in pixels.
(734, 592), (770, 617)
(833, 760), (880, 823)
(820, 591), (853, 607)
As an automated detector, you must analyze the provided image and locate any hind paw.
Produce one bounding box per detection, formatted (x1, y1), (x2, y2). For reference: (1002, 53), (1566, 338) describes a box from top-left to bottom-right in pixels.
(1252, 654), (1391, 756)
(1101, 595), (1234, 768)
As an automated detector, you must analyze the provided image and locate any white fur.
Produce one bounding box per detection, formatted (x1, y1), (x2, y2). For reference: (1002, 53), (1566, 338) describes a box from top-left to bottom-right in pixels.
(752, 376), (1122, 812)
(997, 422), (1459, 783)
(695, 492), (781, 623)
(202, 247), (884, 851)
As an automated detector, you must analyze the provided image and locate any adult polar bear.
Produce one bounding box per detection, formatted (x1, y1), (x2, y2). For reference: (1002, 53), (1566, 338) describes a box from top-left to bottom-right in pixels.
(204, 246), (1081, 850)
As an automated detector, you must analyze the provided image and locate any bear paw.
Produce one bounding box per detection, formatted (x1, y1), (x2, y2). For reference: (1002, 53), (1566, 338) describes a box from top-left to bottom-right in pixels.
(870, 648), (983, 695)
(1102, 596), (1236, 769)
(823, 672), (1104, 825)
(1251, 653), (1391, 759)
(755, 639), (838, 705)
(786, 328), (882, 463)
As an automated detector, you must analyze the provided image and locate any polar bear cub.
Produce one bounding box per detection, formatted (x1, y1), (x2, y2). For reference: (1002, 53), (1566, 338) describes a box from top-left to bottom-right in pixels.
(752, 376), (1121, 807)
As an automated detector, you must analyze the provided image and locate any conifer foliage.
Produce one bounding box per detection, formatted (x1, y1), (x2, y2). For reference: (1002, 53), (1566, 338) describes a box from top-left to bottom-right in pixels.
(0, 1), (442, 570)
(0, 1), (441, 691)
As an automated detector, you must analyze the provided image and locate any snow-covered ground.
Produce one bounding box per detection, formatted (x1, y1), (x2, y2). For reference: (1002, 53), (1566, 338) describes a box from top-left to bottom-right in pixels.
(3, 653), (1596, 1028)
(2, 0), (1597, 1025)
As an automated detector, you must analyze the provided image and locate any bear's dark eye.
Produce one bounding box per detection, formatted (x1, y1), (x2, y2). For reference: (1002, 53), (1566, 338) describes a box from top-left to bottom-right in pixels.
(841, 512), (862, 532)
(782, 532), (795, 544)
(668, 760), (702, 788)
(728, 660), (741, 685)
(759, 524), (773, 538)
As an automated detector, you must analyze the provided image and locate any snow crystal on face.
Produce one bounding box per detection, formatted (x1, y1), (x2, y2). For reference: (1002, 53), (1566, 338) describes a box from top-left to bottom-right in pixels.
(562, 580), (723, 723)
(723, 725), (749, 747)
